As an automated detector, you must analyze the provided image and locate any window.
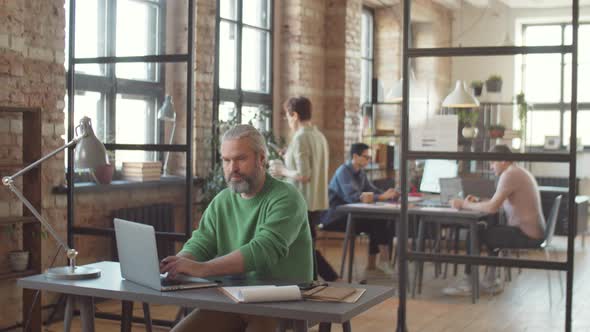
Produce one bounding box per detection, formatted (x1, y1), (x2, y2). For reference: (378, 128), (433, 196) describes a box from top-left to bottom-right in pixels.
(521, 23), (590, 148)
(216, 0), (273, 137)
(65, 0), (166, 167)
(360, 7), (374, 105)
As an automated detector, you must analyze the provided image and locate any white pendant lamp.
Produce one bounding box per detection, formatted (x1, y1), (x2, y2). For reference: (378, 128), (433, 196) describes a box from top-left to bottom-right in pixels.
(442, 80), (480, 108)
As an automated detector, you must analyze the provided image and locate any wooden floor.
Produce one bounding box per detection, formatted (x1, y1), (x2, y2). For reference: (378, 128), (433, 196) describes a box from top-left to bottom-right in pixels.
(45, 235), (590, 332)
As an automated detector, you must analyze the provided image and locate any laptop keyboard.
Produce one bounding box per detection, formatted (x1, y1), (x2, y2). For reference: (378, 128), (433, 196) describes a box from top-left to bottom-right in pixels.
(160, 276), (183, 286)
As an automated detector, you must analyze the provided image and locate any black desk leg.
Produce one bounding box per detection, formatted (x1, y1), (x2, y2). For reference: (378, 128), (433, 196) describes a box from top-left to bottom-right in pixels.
(121, 300), (133, 332)
(412, 219), (425, 298)
(469, 223), (479, 304)
(348, 217), (356, 283)
(142, 302), (153, 332)
(318, 322), (332, 332)
(340, 213), (353, 278)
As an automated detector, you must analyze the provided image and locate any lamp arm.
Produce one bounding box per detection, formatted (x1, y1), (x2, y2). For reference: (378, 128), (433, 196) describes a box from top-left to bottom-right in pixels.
(3, 179), (70, 252)
(5, 136), (81, 181)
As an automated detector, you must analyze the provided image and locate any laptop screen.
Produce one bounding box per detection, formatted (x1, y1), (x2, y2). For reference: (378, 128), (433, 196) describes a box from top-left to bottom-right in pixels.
(419, 160), (458, 194)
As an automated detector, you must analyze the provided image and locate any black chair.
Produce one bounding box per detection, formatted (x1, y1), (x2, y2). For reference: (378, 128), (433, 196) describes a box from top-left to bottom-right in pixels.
(499, 195), (563, 306)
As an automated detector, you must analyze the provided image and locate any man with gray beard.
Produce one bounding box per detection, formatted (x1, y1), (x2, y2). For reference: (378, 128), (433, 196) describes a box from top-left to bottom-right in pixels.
(160, 124), (312, 332)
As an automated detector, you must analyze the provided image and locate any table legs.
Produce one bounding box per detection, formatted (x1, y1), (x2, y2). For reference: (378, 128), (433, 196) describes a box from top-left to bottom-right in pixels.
(469, 223), (480, 304)
(63, 296), (95, 332)
(277, 319), (309, 332)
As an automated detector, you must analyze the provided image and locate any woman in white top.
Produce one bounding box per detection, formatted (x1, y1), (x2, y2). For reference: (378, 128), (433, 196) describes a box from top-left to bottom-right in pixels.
(269, 96), (337, 281)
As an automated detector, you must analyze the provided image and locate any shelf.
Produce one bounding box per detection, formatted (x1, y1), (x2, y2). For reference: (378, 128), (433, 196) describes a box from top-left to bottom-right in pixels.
(0, 162), (23, 171)
(0, 269), (37, 281)
(0, 216), (37, 226)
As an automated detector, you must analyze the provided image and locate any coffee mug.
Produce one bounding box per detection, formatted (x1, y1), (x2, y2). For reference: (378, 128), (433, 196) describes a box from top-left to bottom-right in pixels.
(360, 192), (374, 203)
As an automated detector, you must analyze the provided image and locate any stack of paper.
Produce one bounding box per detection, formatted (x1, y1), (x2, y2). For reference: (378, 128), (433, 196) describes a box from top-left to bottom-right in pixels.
(122, 161), (162, 182)
(220, 285), (302, 303)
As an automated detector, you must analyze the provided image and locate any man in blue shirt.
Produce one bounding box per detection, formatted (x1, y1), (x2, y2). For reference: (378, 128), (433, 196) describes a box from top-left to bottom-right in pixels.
(321, 143), (399, 274)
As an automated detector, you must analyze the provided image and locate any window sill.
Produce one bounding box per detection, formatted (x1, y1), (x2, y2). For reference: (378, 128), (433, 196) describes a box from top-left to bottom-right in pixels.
(53, 176), (204, 194)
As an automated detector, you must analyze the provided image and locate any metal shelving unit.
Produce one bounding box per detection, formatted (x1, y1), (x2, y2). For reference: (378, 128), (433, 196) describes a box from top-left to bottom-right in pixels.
(395, 1), (580, 331)
(66, 0), (195, 248)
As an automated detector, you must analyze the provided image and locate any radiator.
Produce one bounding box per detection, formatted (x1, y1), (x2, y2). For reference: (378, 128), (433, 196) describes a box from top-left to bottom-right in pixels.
(112, 203), (175, 260)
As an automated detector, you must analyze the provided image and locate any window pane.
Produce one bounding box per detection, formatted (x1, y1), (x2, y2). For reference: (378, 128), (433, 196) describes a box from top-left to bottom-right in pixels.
(115, 94), (157, 165)
(525, 111), (561, 147)
(360, 59), (371, 104)
(73, 91), (105, 140)
(219, 101), (237, 124)
(242, 104), (270, 131)
(220, 0), (238, 20)
(524, 54), (561, 103)
(74, 0), (107, 75)
(563, 111), (590, 147)
(219, 22), (237, 89)
(571, 25), (590, 102)
(241, 28), (269, 93)
(243, 0), (270, 29)
(361, 9), (373, 59)
(524, 25), (562, 46)
(115, 0), (158, 81)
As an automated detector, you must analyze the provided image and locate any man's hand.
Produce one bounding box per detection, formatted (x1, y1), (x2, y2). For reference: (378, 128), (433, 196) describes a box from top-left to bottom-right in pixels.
(465, 194), (480, 203)
(449, 198), (464, 209)
(160, 255), (208, 279)
(379, 188), (400, 201)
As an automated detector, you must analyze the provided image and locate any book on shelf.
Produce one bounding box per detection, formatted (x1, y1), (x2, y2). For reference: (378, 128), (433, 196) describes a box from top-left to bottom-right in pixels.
(122, 174), (161, 182)
(122, 168), (161, 176)
(121, 161), (162, 169)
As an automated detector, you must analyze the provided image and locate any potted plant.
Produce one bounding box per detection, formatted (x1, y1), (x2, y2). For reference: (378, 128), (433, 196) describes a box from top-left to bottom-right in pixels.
(488, 124), (506, 139)
(485, 74), (503, 93)
(457, 109), (480, 139)
(470, 80), (484, 96)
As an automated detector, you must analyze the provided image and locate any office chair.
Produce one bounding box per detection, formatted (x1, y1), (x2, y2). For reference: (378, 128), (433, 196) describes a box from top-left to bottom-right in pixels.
(499, 195), (563, 306)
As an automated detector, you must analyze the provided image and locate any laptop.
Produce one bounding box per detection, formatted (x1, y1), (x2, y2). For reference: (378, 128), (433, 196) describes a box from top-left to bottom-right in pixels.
(114, 218), (218, 291)
(461, 177), (496, 199)
(416, 177), (462, 208)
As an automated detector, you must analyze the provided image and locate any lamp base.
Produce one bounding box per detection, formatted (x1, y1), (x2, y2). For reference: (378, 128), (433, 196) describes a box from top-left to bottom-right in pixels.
(45, 266), (101, 280)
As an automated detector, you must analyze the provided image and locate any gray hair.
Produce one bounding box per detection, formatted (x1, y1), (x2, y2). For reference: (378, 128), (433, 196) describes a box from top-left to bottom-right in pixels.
(489, 144), (512, 154)
(221, 124), (268, 159)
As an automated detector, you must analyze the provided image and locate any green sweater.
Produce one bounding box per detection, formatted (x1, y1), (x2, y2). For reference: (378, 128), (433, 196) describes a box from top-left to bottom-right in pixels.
(181, 174), (313, 282)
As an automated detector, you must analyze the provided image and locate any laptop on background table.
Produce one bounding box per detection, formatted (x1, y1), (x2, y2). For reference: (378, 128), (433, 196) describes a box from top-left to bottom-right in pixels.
(114, 218), (218, 291)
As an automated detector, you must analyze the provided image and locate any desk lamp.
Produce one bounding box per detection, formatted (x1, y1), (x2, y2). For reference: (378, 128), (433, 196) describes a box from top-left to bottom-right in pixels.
(2, 116), (108, 280)
(158, 95), (176, 176)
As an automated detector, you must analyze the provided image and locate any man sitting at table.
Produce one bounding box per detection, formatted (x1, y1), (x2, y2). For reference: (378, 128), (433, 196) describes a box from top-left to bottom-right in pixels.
(160, 124), (313, 332)
(444, 144), (546, 296)
(321, 142), (399, 278)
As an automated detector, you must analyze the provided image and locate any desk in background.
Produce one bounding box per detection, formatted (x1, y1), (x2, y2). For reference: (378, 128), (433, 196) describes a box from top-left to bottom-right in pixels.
(336, 203), (490, 304)
(18, 261), (395, 332)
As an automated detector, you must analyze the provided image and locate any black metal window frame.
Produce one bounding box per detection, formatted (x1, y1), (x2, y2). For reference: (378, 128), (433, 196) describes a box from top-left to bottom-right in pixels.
(521, 22), (590, 150)
(360, 6), (375, 105)
(67, 0), (195, 247)
(213, 0), (274, 160)
(67, 0), (168, 159)
(396, 1), (580, 331)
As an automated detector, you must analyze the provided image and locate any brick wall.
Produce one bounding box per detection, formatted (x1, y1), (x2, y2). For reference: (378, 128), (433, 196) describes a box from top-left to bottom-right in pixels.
(0, 0), (67, 326)
(279, 0), (362, 175)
